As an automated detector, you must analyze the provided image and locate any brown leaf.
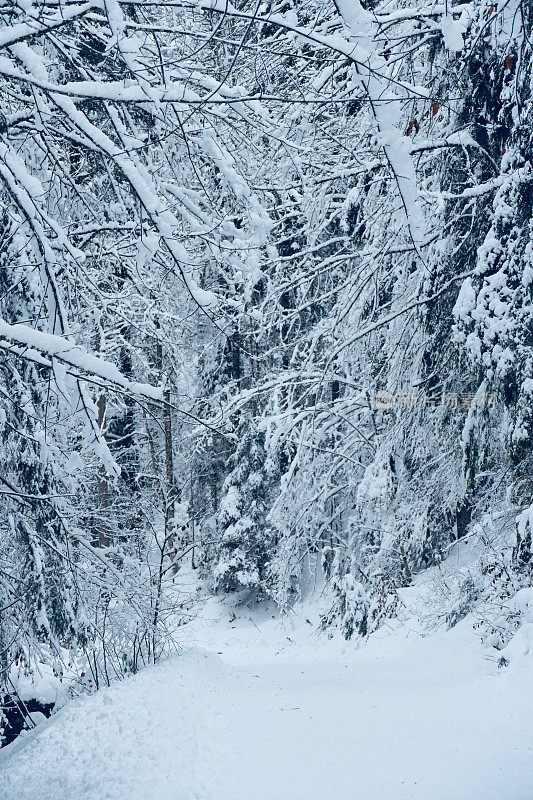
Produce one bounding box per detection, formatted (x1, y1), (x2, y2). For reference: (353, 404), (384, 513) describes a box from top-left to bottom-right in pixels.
(404, 118), (420, 136)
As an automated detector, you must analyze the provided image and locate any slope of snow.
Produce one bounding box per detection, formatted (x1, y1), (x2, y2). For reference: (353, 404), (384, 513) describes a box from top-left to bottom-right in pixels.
(1, 600), (532, 800)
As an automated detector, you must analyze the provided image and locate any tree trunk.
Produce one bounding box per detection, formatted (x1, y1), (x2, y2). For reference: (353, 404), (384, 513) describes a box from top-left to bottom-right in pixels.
(96, 392), (110, 547)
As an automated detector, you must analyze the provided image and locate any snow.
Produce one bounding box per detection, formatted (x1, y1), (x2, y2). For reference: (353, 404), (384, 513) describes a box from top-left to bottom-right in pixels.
(6, 40), (217, 314)
(499, 588), (533, 662)
(0, 319), (163, 401)
(335, 0), (425, 245)
(440, 13), (468, 52)
(2, 599), (532, 800)
(9, 659), (66, 707)
(0, 3), (96, 49)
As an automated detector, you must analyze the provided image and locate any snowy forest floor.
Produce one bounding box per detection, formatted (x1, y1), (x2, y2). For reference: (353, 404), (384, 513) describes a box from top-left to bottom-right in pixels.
(1, 592), (532, 800)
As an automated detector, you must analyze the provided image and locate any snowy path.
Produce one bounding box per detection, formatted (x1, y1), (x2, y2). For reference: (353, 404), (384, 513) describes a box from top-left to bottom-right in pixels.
(1, 608), (532, 800)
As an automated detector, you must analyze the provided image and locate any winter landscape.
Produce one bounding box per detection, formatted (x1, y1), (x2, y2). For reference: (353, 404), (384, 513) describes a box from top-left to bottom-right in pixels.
(0, 0), (531, 797)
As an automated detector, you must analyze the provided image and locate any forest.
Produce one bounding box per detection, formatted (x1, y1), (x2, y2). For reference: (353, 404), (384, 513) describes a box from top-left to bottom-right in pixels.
(0, 0), (531, 795)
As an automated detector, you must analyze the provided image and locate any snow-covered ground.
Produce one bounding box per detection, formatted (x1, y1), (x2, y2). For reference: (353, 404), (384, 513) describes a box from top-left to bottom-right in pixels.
(1, 598), (532, 800)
